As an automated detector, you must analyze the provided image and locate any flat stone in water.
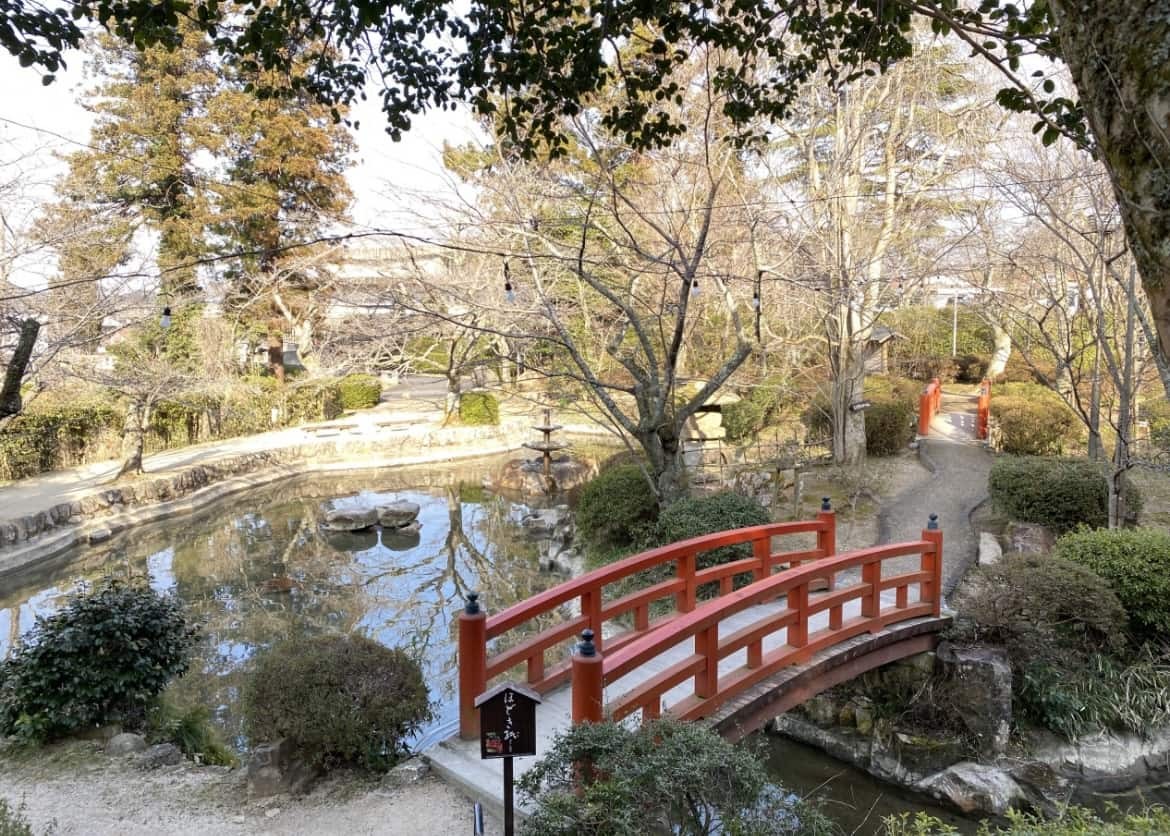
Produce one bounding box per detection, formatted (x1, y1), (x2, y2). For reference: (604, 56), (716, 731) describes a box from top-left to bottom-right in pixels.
(377, 501), (421, 528)
(321, 507), (378, 531)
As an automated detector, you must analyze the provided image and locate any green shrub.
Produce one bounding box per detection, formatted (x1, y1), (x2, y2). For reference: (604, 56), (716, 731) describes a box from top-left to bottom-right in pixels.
(0, 400), (121, 481)
(0, 798), (50, 836)
(955, 553), (1128, 658)
(883, 806), (1170, 836)
(865, 399), (916, 456)
(518, 719), (821, 836)
(721, 399), (767, 443)
(953, 553), (1170, 738)
(242, 634), (431, 772)
(458, 391), (500, 425)
(0, 578), (197, 742)
(576, 464), (659, 551)
(953, 353), (989, 384)
(285, 379), (344, 424)
(654, 491), (771, 575)
(145, 696), (237, 766)
(989, 383), (1079, 455)
(1142, 399), (1170, 452)
(338, 374), (382, 410)
(1053, 527), (1170, 640)
(988, 456), (1139, 533)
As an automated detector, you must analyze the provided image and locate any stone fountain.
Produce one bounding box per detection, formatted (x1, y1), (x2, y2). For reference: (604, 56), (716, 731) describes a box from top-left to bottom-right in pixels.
(483, 406), (596, 497)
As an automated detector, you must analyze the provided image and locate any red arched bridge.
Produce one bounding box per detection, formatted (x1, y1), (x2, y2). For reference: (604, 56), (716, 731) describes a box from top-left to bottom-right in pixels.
(426, 501), (951, 805)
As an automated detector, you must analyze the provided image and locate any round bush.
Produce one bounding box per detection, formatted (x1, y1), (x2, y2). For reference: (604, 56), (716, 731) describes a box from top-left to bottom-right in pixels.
(1052, 528), (1170, 641)
(954, 553), (1129, 661)
(576, 464), (659, 550)
(988, 456), (1139, 534)
(655, 491), (771, 574)
(0, 577), (198, 742)
(989, 383), (1079, 455)
(458, 391), (500, 425)
(864, 399), (916, 456)
(243, 634), (431, 772)
(337, 373), (382, 410)
(721, 399), (766, 443)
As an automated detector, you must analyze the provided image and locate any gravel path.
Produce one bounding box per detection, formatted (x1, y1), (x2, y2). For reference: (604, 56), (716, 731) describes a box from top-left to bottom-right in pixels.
(0, 742), (501, 836)
(877, 389), (992, 597)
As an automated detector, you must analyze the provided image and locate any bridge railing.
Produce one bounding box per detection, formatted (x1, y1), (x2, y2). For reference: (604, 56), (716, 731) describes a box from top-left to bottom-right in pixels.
(457, 503), (838, 738)
(918, 377), (942, 435)
(976, 379), (991, 440)
(570, 515), (943, 727)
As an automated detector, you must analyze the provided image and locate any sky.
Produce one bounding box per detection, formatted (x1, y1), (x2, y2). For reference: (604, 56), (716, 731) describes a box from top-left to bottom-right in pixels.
(0, 49), (481, 289)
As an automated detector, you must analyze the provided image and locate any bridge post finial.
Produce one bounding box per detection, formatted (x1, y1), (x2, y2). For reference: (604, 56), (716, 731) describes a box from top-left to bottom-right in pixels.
(927, 513), (939, 530)
(821, 497), (831, 511)
(464, 591), (481, 615)
(578, 629), (597, 658)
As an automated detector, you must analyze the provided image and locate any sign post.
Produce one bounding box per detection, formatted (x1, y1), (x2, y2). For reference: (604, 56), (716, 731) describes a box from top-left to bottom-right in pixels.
(475, 681), (541, 836)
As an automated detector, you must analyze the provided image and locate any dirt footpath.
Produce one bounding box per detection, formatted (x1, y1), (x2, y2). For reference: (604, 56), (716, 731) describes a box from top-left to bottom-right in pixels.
(0, 741), (500, 836)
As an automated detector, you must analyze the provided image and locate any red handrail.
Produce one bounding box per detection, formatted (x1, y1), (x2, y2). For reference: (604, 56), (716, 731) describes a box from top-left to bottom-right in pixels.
(976, 379), (991, 440)
(918, 377), (942, 436)
(571, 517), (943, 726)
(457, 504), (837, 739)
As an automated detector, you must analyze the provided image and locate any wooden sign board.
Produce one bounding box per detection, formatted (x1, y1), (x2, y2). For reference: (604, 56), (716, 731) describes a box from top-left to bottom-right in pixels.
(475, 681), (541, 760)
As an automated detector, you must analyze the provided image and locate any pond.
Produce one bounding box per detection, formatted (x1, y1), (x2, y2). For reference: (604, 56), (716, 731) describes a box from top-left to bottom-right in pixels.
(0, 455), (575, 751)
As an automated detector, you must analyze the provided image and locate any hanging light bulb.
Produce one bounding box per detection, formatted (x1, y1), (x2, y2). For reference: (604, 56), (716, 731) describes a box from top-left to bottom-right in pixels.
(160, 306), (172, 330)
(690, 279), (699, 297)
(753, 270), (762, 310)
(504, 262), (515, 304)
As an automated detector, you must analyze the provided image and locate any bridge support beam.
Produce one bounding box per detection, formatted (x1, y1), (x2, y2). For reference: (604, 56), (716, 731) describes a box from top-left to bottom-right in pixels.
(459, 592), (487, 740)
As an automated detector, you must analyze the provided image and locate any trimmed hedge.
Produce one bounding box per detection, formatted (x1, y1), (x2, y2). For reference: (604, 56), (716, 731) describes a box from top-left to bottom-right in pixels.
(654, 492), (771, 576)
(988, 456), (1140, 534)
(243, 634), (431, 772)
(802, 376), (917, 458)
(720, 377), (788, 443)
(0, 401), (122, 481)
(990, 382), (1079, 455)
(576, 464), (659, 550)
(459, 391), (500, 425)
(338, 374), (382, 410)
(1053, 528), (1170, 641)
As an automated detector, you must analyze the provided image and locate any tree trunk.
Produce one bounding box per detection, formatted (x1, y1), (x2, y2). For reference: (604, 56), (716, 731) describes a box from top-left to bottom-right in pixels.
(1047, 1), (1170, 378)
(986, 322), (1012, 379)
(0, 318), (39, 421)
(445, 373), (461, 419)
(267, 330), (285, 383)
(115, 398), (147, 479)
(638, 427), (688, 508)
(831, 358), (866, 467)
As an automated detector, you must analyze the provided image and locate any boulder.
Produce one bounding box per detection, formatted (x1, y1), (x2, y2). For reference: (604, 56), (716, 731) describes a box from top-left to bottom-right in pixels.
(486, 457), (597, 497)
(138, 743), (184, 769)
(921, 762), (1023, 815)
(377, 501), (421, 529)
(978, 532), (1003, 566)
(382, 758), (430, 790)
(106, 732), (148, 756)
(1009, 761), (1073, 816)
(321, 507), (378, 531)
(247, 739), (317, 797)
(520, 506), (571, 537)
(1006, 522), (1055, 555)
(936, 643), (1012, 757)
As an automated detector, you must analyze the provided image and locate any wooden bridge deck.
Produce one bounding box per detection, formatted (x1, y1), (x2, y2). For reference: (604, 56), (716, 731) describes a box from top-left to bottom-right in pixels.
(424, 587), (946, 818)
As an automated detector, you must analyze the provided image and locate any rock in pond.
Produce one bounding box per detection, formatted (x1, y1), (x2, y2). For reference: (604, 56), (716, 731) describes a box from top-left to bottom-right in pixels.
(921, 762), (1023, 815)
(377, 501), (421, 529)
(321, 507), (378, 531)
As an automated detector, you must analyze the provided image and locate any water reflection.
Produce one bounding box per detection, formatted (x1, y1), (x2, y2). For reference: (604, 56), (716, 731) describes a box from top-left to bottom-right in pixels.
(0, 458), (572, 751)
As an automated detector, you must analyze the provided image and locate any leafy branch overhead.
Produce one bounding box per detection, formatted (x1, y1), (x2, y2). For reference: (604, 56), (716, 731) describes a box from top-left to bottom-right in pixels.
(1, 0), (1085, 151)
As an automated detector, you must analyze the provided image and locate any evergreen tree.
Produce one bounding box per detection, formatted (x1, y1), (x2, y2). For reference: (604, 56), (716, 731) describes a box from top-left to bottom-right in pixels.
(209, 56), (354, 380)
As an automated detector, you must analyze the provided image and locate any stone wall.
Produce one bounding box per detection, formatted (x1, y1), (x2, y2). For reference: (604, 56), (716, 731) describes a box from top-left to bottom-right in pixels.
(0, 419), (612, 573)
(770, 645), (1170, 817)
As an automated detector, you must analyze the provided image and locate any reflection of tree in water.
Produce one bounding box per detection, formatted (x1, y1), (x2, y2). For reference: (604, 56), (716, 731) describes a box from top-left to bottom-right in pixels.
(0, 476), (577, 749)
